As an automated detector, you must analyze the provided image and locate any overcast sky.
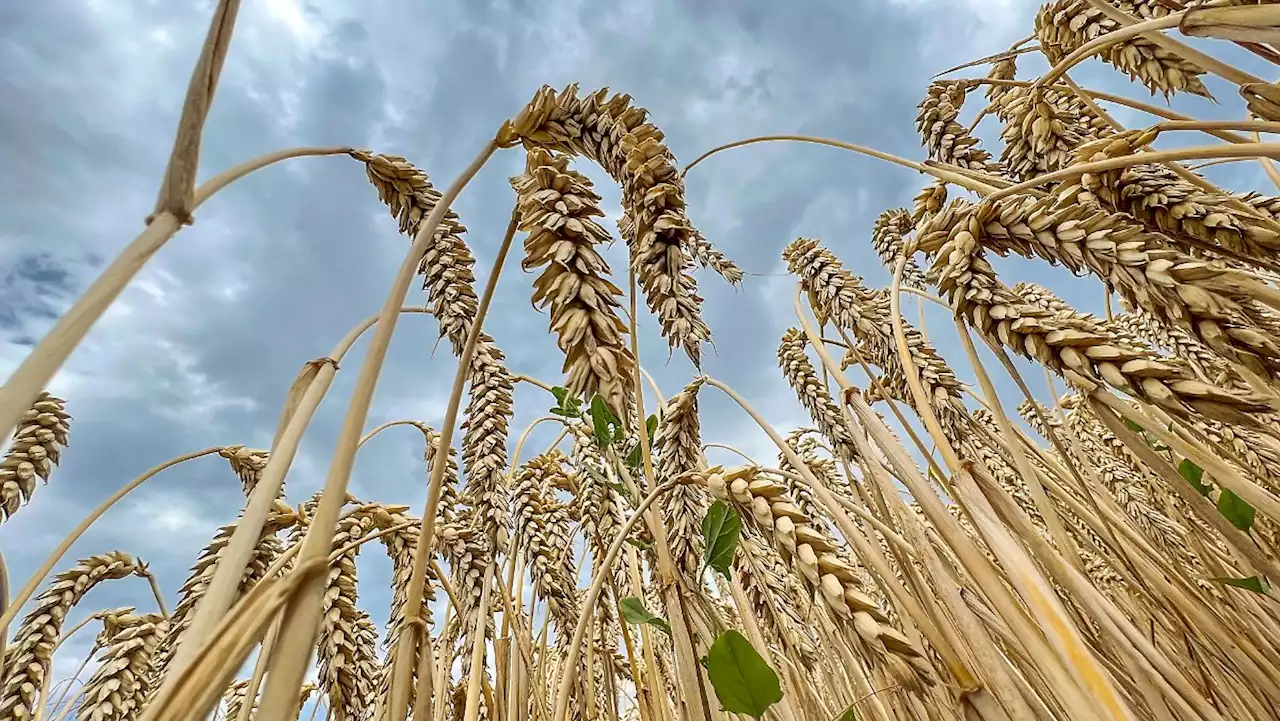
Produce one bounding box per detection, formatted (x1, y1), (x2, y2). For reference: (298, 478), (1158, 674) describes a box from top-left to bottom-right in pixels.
(2, 0), (1273, 698)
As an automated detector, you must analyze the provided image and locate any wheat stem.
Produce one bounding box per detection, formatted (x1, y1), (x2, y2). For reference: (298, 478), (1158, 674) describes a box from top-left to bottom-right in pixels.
(255, 139), (498, 721)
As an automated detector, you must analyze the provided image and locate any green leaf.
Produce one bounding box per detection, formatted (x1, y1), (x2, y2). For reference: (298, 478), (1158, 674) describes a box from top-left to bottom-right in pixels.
(1121, 417), (1144, 433)
(584, 465), (610, 487)
(701, 501), (742, 579)
(704, 630), (783, 719)
(1178, 459), (1212, 496)
(625, 537), (653, 552)
(1210, 576), (1271, 595)
(838, 706), (860, 721)
(549, 386), (581, 417)
(646, 414), (658, 441)
(591, 395), (620, 448)
(1217, 489), (1256, 532)
(618, 596), (671, 636)
(625, 444), (642, 471)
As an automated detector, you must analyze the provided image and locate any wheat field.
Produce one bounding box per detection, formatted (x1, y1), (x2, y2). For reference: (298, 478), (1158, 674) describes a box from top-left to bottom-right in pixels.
(6, 2), (1280, 720)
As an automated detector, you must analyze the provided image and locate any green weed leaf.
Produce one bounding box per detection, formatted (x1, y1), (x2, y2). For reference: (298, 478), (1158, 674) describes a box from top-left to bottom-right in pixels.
(701, 501), (741, 579)
(1178, 459), (1212, 496)
(1210, 576), (1270, 595)
(618, 596), (670, 636)
(1217, 489), (1256, 532)
(705, 630), (782, 719)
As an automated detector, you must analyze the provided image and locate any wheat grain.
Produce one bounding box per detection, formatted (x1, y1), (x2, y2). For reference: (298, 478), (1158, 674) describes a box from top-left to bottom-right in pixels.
(777, 329), (862, 463)
(870, 209), (928, 288)
(688, 229), (744, 286)
(460, 340), (514, 552)
(916, 81), (999, 173)
(693, 467), (933, 682)
(918, 197), (1280, 417)
(512, 452), (581, 632)
(1062, 132), (1280, 268)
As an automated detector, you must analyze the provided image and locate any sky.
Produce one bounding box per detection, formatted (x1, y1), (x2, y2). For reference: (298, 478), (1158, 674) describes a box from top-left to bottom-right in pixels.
(1, 0), (1274, 706)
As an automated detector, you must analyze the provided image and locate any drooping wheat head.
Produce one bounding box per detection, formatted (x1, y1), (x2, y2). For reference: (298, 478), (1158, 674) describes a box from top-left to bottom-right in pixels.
(77, 609), (167, 721)
(0, 390), (69, 524)
(511, 147), (636, 417)
(505, 84), (712, 363)
(0, 552), (148, 720)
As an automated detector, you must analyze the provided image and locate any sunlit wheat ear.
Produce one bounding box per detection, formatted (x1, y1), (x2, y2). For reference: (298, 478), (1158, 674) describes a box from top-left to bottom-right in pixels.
(925, 194), (1280, 386)
(507, 84), (711, 364)
(315, 511), (379, 721)
(991, 82), (1111, 182)
(984, 52), (1018, 103)
(0, 552), (148, 720)
(511, 147), (636, 418)
(695, 468), (933, 683)
(688, 229), (744, 286)
(1017, 399), (1198, 568)
(916, 80), (999, 172)
(350, 150), (477, 355)
(776, 430), (842, 533)
(0, 390), (69, 524)
(511, 452), (581, 632)
(1034, 0), (1211, 99)
(782, 237), (963, 416)
(373, 504), (434, 712)
(437, 514), (491, 637)
(652, 379), (710, 577)
(78, 609), (167, 721)
(917, 200), (1272, 424)
(734, 528), (820, 666)
(1062, 133), (1280, 267)
(148, 499), (295, 691)
(776, 329), (860, 463)
(912, 181), (948, 227)
(977, 185), (1280, 381)
(1113, 309), (1235, 385)
(218, 446), (270, 496)
(222, 679), (251, 721)
(461, 338), (515, 551)
(871, 208), (928, 287)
